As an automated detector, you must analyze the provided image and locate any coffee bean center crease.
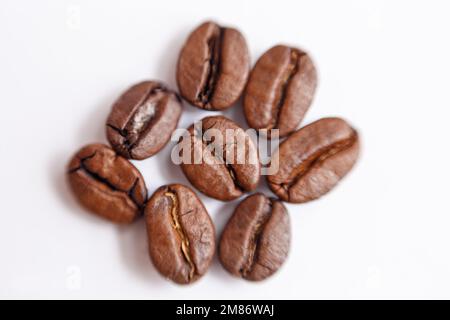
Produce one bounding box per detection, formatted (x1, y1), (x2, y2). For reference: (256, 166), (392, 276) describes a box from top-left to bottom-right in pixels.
(165, 191), (196, 280)
(69, 152), (142, 208)
(272, 50), (304, 129)
(200, 126), (244, 192)
(281, 132), (358, 196)
(107, 87), (166, 154)
(196, 28), (224, 108)
(240, 201), (273, 276)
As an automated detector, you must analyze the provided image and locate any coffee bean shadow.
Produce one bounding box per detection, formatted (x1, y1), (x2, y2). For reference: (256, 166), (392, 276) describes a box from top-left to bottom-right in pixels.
(255, 179), (274, 198)
(76, 91), (121, 146)
(222, 96), (248, 129)
(52, 90), (123, 224)
(116, 221), (167, 286)
(154, 140), (191, 188)
(154, 23), (190, 92)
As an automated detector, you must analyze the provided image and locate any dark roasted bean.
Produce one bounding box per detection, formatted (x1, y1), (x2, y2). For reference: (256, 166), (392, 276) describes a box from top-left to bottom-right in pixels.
(177, 21), (250, 110)
(67, 144), (147, 223)
(106, 81), (182, 160)
(244, 45), (317, 137)
(178, 115), (260, 201)
(267, 117), (359, 203)
(219, 193), (290, 281)
(145, 184), (215, 284)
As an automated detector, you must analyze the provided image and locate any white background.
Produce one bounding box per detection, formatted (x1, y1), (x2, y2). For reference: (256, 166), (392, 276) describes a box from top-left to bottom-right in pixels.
(1, 0), (449, 299)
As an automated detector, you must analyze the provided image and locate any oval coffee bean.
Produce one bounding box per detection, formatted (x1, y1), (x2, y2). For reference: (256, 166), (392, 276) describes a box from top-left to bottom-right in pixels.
(178, 115), (260, 201)
(244, 45), (317, 138)
(106, 81), (182, 160)
(67, 144), (147, 223)
(145, 184), (215, 284)
(219, 193), (290, 281)
(267, 117), (359, 203)
(177, 21), (250, 110)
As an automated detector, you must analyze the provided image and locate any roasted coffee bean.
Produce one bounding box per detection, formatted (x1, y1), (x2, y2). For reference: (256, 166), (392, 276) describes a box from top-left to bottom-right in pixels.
(178, 115), (260, 201)
(67, 144), (147, 223)
(145, 184), (215, 284)
(219, 193), (290, 281)
(267, 117), (359, 203)
(244, 45), (317, 138)
(177, 21), (250, 110)
(106, 81), (182, 160)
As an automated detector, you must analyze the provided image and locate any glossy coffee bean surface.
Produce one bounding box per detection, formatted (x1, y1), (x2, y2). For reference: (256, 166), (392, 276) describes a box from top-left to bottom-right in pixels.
(244, 45), (317, 137)
(106, 81), (182, 160)
(177, 21), (250, 110)
(145, 184), (215, 284)
(68, 144), (147, 223)
(178, 115), (260, 201)
(267, 117), (359, 203)
(219, 193), (290, 281)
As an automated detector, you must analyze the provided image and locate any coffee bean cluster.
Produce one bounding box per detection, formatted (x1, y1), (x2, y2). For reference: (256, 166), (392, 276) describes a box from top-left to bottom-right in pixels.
(67, 21), (360, 285)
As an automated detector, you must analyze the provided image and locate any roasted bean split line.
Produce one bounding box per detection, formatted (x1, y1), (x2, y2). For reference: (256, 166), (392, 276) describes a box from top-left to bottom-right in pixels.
(240, 201), (272, 277)
(165, 191), (196, 280)
(107, 86), (165, 154)
(219, 194), (290, 281)
(178, 21), (249, 111)
(200, 126), (244, 191)
(197, 28), (224, 109)
(69, 151), (142, 208)
(272, 50), (303, 129)
(281, 132), (357, 195)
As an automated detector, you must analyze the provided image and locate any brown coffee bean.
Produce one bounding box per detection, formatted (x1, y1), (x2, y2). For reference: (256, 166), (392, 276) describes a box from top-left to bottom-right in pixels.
(178, 115), (260, 201)
(267, 117), (359, 203)
(106, 81), (182, 160)
(219, 193), (290, 281)
(244, 45), (317, 138)
(67, 144), (147, 223)
(177, 21), (250, 110)
(145, 184), (215, 284)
